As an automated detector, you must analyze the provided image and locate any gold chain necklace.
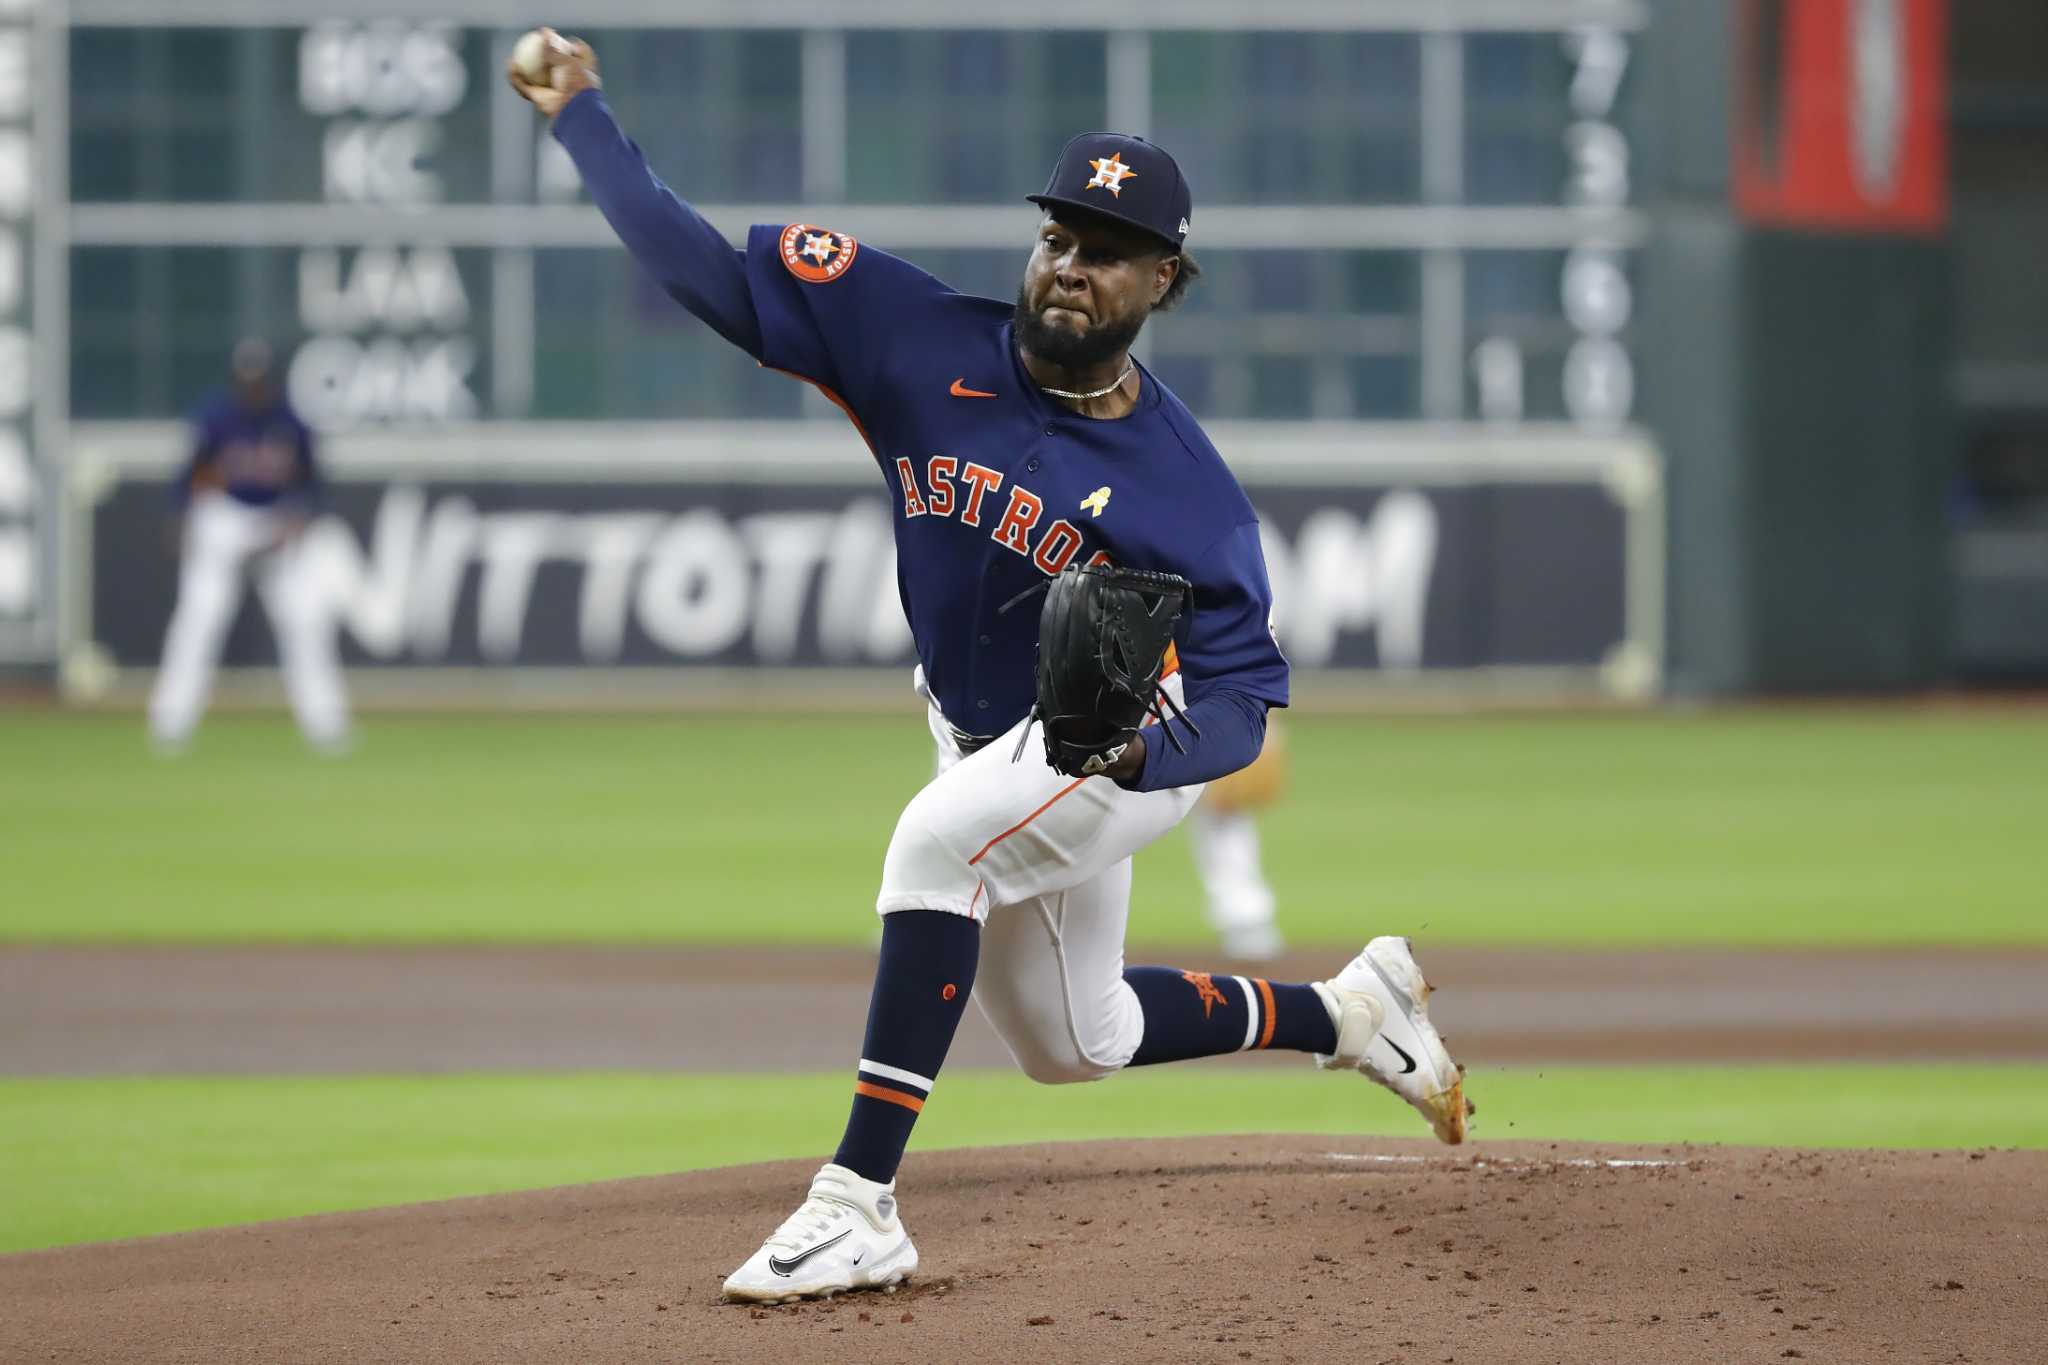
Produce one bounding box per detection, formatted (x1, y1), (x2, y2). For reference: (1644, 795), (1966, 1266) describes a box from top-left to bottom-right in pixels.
(1039, 362), (1135, 402)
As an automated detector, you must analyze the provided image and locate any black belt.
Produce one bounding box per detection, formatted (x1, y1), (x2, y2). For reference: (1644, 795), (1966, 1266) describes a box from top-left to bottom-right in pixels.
(947, 722), (999, 755)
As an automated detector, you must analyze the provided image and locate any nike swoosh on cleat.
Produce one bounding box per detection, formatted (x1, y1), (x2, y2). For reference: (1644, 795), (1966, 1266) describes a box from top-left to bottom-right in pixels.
(950, 378), (997, 398)
(767, 1229), (851, 1277)
(1381, 1037), (1419, 1075)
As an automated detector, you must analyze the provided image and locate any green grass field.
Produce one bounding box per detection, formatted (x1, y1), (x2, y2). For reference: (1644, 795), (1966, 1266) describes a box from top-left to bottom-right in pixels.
(5, 709), (2044, 946)
(5, 707), (2044, 1257)
(5, 1065), (2043, 1254)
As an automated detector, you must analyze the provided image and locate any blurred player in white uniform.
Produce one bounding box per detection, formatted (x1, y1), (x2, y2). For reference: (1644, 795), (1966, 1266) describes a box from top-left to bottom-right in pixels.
(1189, 717), (1288, 959)
(148, 340), (350, 753)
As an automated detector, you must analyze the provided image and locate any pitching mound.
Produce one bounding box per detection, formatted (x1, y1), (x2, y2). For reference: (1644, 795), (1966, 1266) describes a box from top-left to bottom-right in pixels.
(4, 1136), (2042, 1365)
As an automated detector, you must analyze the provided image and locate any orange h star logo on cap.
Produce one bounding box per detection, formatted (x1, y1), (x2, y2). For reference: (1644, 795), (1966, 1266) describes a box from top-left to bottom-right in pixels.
(1085, 154), (1137, 197)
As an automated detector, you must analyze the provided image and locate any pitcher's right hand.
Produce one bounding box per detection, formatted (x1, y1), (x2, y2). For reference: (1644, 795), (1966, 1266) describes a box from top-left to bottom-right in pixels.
(506, 28), (599, 120)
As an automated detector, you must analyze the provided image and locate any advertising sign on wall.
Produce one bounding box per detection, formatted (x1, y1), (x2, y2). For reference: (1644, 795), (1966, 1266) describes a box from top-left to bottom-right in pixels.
(85, 467), (1656, 693)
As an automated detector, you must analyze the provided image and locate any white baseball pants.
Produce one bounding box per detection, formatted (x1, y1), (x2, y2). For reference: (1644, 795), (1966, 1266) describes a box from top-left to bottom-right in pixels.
(148, 492), (350, 748)
(876, 671), (1203, 1083)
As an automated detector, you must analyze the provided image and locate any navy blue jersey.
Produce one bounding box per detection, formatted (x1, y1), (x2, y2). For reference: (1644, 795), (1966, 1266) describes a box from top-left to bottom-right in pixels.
(743, 226), (1288, 731)
(556, 91), (1286, 790)
(179, 392), (320, 509)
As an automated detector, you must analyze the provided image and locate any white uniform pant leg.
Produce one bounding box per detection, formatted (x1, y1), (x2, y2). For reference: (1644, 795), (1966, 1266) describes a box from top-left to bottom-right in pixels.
(878, 682), (1202, 1083)
(972, 860), (1146, 1083)
(1187, 802), (1278, 937)
(148, 495), (255, 745)
(877, 700), (1200, 921)
(254, 532), (350, 747)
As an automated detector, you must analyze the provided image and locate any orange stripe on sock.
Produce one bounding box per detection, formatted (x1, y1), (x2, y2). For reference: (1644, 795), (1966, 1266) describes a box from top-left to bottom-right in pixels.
(854, 1080), (925, 1114)
(1253, 978), (1278, 1049)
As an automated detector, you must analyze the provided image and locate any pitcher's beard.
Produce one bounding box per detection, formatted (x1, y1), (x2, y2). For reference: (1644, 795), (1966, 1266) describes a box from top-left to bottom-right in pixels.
(1014, 286), (1145, 376)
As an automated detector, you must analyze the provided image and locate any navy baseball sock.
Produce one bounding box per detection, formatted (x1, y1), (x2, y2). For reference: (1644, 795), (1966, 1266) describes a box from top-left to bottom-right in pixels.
(1123, 967), (1337, 1065)
(831, 909), (981, 1185)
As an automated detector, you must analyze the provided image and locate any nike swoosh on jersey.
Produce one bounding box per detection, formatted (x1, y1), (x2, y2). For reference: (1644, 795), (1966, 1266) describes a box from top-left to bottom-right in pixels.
(949, 378), (998, 398)
(766, 1229), (851, 1277)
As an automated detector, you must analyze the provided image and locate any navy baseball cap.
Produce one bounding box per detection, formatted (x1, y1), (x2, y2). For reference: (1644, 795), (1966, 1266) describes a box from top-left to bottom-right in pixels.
(1027, 132), (1192, 254)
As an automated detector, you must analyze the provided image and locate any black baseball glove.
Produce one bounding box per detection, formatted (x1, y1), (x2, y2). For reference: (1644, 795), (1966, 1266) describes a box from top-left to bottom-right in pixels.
(1008, 564), (1201, 778)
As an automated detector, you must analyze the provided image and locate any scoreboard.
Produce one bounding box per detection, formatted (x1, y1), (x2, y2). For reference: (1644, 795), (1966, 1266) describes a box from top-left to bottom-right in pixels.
(55, 2), (1648, 427)
(15, 0), (1663, 693)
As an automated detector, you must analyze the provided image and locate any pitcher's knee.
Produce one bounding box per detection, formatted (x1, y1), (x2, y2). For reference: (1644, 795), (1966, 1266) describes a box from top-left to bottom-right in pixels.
(877, 800), (980, 918)
(982, 982), (1140, 1086)
(1010, 1040), (1117, 1087)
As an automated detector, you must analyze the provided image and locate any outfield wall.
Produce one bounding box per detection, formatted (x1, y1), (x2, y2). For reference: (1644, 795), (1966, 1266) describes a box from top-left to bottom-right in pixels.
(63, 422), (1662, 706)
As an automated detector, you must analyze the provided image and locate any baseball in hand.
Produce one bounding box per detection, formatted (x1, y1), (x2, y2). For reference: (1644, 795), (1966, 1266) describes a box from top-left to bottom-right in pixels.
(511, 29), (558, 84)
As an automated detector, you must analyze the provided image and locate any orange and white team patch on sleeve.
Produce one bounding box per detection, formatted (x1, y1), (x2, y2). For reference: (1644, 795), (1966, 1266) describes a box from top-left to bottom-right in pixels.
(780, 223), (859, 283)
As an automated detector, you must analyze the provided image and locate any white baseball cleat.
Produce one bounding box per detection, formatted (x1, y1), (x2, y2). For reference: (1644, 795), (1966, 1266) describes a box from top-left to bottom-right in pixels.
(1312, 936), (1471, 1145)
(1217, 921), (1287, 962)
(721, 1163), (919, 1303)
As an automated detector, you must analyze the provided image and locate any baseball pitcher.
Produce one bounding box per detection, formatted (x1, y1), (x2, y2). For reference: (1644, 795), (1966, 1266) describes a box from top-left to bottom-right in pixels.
(510, 30), (1469, 1304)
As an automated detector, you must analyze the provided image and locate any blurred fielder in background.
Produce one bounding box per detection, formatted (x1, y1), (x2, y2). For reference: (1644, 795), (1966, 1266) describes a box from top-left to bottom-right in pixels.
(147, 340), (350, 753)
(1189, 719), (1288, 960)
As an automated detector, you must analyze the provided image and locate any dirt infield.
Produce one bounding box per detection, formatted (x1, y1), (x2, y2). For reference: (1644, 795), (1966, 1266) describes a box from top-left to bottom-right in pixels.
(4, 1136), (2043, 1365)
(9, 944), (2048, 1073)
(7, 945), (2046, 1363)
